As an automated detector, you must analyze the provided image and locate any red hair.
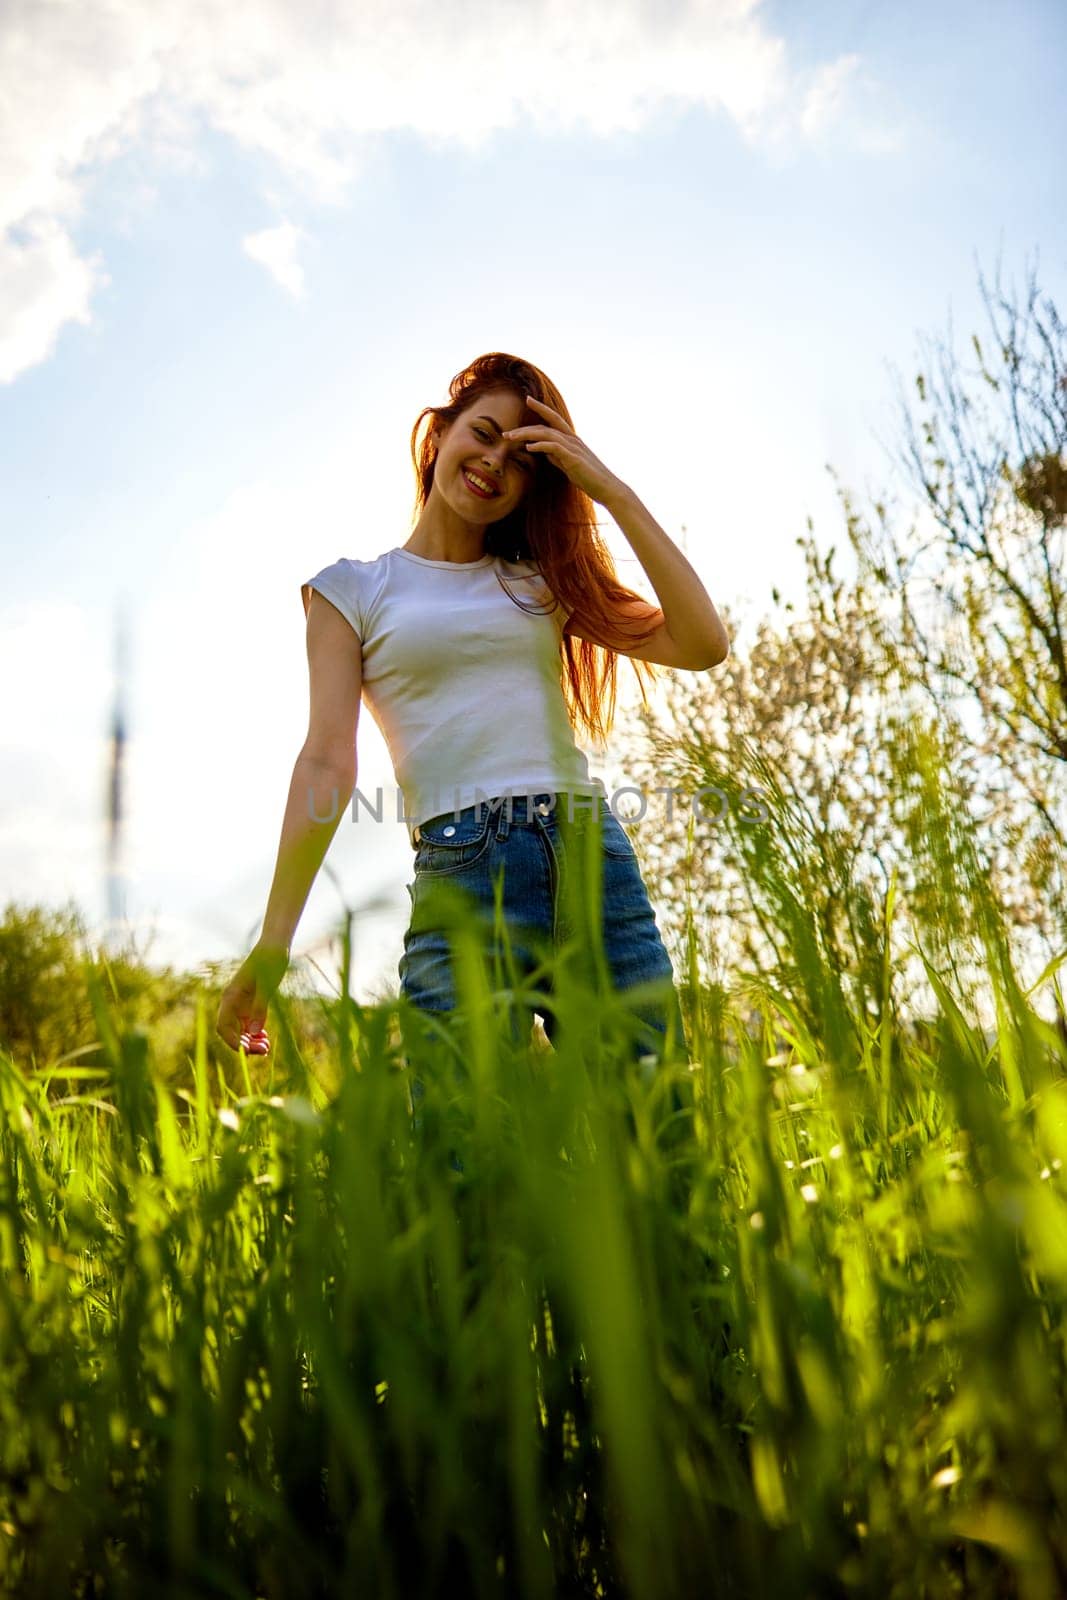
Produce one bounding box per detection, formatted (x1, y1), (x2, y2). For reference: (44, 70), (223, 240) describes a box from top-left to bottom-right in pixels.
(409, 352), (664, 746)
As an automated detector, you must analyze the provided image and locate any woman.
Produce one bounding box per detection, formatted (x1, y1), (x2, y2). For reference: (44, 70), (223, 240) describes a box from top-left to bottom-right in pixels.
(215, 352), (728, 1065)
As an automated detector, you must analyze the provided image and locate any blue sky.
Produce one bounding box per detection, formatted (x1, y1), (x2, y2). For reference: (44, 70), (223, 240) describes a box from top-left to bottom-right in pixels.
(2, 0), (1064, 1000)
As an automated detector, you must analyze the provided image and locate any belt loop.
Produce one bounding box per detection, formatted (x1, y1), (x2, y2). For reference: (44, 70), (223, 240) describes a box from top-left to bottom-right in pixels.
(494, 791), (513, 842)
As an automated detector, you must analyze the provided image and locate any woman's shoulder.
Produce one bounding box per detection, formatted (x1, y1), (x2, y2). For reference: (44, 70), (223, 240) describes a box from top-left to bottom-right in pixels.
(307, 547), (395, 579)
(301, 548), (398, 637)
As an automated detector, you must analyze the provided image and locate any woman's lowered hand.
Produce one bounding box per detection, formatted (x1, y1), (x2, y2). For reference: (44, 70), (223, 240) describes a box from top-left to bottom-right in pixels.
(216, 940), (290, 1054)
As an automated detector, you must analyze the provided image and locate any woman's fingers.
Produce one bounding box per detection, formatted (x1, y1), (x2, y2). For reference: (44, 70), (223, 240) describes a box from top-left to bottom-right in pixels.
(239, 1028), (271, 1056)
(216, 990), (266, 1053)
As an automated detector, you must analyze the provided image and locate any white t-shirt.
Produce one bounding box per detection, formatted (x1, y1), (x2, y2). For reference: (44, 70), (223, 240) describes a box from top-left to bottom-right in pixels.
(301, 546), (608, 841)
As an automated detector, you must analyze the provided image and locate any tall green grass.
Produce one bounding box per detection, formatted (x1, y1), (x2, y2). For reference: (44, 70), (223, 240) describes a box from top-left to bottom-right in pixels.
(2, 737), (1066, 1597)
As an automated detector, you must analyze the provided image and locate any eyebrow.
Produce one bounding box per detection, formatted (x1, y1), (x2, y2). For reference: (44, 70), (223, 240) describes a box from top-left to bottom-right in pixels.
(474, 413), (534, 464)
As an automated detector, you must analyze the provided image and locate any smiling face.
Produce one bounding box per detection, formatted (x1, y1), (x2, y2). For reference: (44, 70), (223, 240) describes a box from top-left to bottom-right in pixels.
(430, 388), (537, 524)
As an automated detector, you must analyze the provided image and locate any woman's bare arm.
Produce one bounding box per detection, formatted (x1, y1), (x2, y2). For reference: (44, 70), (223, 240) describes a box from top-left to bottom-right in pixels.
(216, 591), (363, 1048)
(260, 590), (363, 947)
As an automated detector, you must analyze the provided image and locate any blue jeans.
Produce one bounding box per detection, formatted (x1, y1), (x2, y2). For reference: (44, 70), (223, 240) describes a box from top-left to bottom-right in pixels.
(398, 791), (687, 1143)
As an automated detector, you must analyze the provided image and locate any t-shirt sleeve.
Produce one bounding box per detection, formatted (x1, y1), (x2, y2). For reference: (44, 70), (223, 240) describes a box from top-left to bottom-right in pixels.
(300, 558), (366, 643)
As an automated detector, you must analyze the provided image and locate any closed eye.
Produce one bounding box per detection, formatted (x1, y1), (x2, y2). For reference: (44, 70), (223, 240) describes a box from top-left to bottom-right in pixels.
(474, 425), (530, 470)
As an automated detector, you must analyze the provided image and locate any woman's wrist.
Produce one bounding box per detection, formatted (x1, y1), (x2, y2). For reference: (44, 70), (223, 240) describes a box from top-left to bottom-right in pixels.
(250, 938), (291, 968)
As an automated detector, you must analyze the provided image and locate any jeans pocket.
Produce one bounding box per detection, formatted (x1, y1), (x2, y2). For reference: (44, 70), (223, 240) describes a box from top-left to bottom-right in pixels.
(600, 809), (638, 860)
(413, 807), (495, 876)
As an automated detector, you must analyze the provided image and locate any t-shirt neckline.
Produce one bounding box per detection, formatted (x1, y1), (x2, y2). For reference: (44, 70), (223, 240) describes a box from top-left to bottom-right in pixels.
(393, 547), (496, 570)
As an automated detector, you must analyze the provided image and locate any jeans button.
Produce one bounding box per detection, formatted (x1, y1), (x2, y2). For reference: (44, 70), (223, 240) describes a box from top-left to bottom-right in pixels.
(443, 824), (456, 836)
(536, 801), (550, 815)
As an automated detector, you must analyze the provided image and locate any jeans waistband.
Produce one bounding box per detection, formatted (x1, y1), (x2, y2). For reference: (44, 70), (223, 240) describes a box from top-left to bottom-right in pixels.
(411, 790), (607, 845)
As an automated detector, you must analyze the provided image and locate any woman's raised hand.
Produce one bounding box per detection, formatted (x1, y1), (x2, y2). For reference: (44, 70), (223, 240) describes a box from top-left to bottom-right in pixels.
(503, 394), (627, 507)
(215, 941), (290, 1054)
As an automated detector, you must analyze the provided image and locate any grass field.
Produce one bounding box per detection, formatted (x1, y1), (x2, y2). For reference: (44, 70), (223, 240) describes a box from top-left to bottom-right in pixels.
(2, 798), (1066, 1599)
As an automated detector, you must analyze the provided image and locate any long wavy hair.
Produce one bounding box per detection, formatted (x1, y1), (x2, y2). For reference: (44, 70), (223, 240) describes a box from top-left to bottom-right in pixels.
(409, 352), (664, 746)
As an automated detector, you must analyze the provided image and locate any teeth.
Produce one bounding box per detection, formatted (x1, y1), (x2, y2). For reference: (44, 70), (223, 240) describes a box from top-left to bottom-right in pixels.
(465, 470), (497, 495)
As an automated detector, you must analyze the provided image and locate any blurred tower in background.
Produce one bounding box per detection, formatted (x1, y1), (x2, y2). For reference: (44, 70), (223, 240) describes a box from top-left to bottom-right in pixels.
(103, 600), (131, 953)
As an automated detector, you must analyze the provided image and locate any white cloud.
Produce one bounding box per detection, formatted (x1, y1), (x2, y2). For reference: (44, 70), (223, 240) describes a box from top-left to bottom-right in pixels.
(800, 53), (861, 138)
(0, 214), (109, 383)
(799, 51), (908, 154)
(242, 217), (307, 298)
(0, 0), (898, 382)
